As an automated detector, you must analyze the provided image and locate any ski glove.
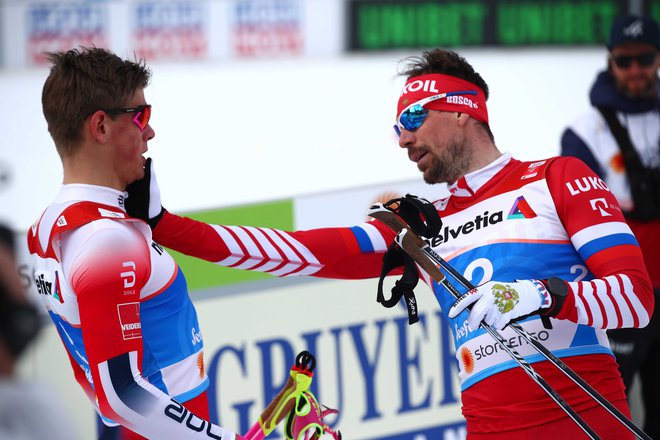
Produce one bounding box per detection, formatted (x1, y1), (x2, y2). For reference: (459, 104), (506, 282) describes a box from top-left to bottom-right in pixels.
(125, 157), (166, 229)
(448, 279), (553, 331)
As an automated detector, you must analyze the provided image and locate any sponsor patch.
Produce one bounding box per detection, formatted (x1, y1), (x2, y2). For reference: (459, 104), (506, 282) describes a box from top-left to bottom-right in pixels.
(117, 302), (142, 340)
(428, 210), (503, 246)
(508, 196), (537, 219)
(197, 352), (205, 378)
(590, 198), (614, 217)
(460, 347), (475, 374)
(565, 176), (610, 196)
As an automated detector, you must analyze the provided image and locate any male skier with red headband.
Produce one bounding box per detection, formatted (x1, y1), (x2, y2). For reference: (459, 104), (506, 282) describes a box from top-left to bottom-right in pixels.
(129, 49), (653, 438)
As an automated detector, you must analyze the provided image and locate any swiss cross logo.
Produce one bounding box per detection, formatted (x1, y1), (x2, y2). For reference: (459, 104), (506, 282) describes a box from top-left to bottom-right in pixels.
(117, 302), (142, 340)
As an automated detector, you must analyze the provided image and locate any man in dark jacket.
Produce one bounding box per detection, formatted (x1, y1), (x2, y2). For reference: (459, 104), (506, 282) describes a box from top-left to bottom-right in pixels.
(561, 15), (660, 438)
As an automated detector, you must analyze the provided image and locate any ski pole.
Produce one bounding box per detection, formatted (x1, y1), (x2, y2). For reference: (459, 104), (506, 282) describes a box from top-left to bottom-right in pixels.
(243, 351), (315, 440)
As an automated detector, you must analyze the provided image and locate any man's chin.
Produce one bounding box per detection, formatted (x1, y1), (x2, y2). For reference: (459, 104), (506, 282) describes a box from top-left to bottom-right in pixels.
(422, 170), (440, 184)
(127, 169), (146, 187)
(623, 81), (656, 98)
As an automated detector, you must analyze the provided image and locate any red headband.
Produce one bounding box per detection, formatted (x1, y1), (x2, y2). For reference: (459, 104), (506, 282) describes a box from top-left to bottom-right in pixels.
(397, 74), (489, 125)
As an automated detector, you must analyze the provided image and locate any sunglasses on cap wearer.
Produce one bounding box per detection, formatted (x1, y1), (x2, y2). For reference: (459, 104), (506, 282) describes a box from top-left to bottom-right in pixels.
(611, 51), (657, 69)
(394, 91), (477, 138)
(92, 104), (152, 131)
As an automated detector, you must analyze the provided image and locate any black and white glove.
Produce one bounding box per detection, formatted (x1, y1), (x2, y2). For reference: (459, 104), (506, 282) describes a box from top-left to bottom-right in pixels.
(125, 157), (166, 229)
(448, 279), (554, 331)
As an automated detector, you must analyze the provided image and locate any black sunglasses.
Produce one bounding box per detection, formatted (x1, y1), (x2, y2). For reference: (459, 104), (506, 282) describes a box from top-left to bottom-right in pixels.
(612, 51), (657, 69)
(87, 105), (152, 131)
(103, 105), (152, 131)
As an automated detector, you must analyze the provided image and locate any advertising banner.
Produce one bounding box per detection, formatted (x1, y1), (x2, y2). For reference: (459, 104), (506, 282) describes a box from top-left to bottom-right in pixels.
(131, 1), (209, 61)
(347, 0), (631, 51)
(25, 1), (109, 66)
(230, 0), (304, 57)
(0, 0), (343, 68)
(197, 277), (466, 439)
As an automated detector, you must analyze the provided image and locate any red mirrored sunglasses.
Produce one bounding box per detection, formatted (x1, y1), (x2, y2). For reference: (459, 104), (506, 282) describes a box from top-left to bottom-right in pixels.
(97, 104), (152, 131)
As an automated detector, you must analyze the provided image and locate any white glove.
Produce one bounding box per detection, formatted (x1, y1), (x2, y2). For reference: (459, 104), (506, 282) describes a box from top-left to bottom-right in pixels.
(448, 279), (552, 331)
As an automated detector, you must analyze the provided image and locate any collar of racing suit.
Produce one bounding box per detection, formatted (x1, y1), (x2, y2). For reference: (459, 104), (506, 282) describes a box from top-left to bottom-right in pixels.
(447, 152), (513, 198)
(54, 184), (128, 212)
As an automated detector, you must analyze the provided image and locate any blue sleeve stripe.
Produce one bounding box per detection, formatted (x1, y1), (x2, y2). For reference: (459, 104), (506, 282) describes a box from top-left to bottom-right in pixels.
(350, 226), (374, 253)
(107, 353), (159, 413)
(578, 233), (639, 260)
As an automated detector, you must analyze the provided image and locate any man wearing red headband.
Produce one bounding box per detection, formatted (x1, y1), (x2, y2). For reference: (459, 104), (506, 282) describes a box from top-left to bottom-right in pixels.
(128, 49), (653, 438)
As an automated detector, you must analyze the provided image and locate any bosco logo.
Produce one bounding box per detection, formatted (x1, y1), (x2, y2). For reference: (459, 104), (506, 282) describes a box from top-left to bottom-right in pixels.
(446, 95), (478, 108)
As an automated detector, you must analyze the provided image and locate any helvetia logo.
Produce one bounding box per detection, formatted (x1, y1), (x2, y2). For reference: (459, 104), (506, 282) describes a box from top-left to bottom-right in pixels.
(34, 271), (64, 303)
(428, 197), (536, 246)
(507, 196), (537, 220)
(429, 210), (503, 246)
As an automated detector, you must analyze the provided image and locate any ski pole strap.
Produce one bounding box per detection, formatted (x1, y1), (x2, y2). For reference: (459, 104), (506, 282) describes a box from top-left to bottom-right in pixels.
(284, 391), (341, 440)
(383, 194), (443, 238)
(377, 242), (420, 324)
(375, 194), (442, 325)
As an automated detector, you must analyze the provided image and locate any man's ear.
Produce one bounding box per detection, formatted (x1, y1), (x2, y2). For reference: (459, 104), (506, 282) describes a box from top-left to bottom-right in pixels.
(89, 110), (111, 143)
(456, 112), (470, 126)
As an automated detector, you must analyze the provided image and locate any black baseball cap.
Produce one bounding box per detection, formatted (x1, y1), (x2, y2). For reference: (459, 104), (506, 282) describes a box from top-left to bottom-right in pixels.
(608, 15), (660, 50)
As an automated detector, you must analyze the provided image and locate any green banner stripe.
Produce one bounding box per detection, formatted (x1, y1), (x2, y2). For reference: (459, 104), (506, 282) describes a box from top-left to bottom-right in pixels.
(169, 199), (294, 291)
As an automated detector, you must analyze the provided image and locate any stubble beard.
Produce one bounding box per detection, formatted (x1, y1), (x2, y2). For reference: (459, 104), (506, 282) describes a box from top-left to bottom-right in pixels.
(620, 75), (658, 99)
(423, 137), (471, 185)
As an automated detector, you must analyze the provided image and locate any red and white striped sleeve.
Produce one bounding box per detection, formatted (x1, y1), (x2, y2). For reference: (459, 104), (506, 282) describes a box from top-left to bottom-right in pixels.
(152, 211), (396, 280)
(546, 157), (654, 329)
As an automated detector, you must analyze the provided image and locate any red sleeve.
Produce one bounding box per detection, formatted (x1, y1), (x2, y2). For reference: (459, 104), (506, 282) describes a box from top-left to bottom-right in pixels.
(153, 211), (397, 279)
(545, 157), (654, 328)
(68, 225), (237, 438)
(70, 230), (151, 413)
